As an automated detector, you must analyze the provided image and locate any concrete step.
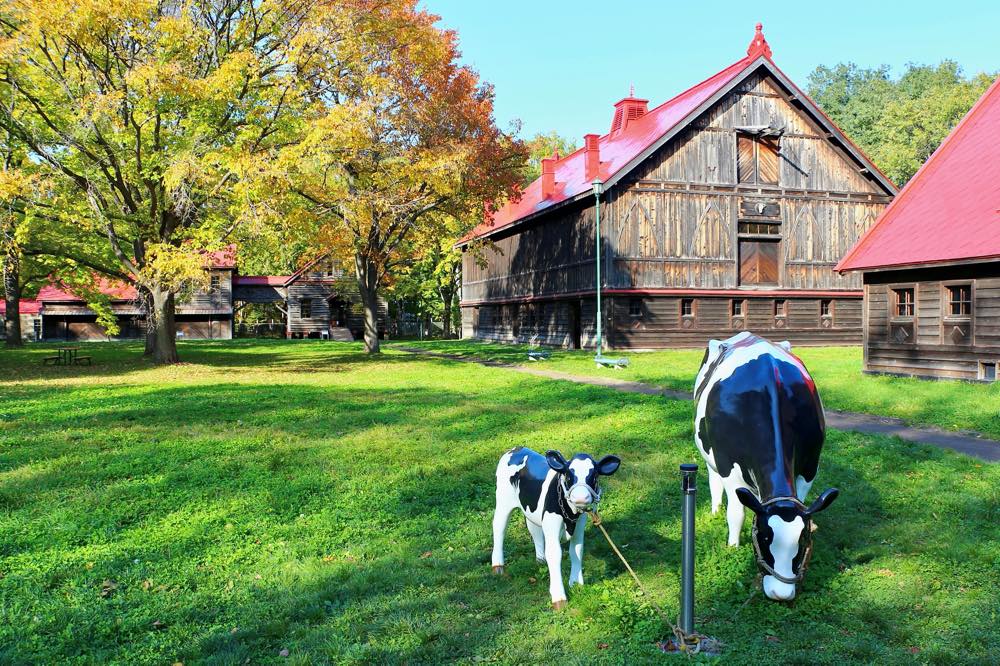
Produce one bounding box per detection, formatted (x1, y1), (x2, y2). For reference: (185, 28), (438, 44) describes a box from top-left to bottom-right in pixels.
(328, 327), (354, 341)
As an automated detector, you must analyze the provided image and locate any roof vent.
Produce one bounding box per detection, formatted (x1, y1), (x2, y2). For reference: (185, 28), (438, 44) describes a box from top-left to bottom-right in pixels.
(584, 134), (601, 181)
(746, 23), (772, 60)
(610, 85), (649, 135)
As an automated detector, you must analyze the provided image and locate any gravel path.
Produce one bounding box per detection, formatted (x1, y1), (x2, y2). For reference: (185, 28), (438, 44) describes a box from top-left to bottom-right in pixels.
(396, 347), (1000, 462)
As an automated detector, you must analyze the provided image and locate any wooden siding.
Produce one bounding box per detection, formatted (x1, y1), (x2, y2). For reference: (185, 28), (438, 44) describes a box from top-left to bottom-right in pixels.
(863, 263), (1000, 380)
(463, 299), (596, 349)
(179, 269), (234, 314)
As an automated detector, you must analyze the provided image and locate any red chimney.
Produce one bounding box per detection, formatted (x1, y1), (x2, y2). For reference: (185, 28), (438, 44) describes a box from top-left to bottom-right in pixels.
(610, 86), (649, 135)
(541, 152), (557, 198)
(584, 134), (600, 181)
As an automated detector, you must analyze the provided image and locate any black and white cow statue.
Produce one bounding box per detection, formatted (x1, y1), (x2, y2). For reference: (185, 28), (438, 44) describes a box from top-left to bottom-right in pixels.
(492, 447), (621, 609)
(694, 331), (839, 601)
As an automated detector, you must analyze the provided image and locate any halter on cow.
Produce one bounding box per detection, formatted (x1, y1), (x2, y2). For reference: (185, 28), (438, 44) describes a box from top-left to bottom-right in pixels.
(694, 332), (839, 600)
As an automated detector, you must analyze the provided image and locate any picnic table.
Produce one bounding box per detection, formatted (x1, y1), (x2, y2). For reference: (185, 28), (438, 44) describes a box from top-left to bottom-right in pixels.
(43, 347), (92, 366)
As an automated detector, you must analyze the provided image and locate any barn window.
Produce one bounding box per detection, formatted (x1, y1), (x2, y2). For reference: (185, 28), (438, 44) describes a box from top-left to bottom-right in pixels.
(820, 299), (833, 317)
(731, 299), (745, 317)
(210, 274), (220, 292)
(774, 299), (787, 317)
(681, 298), (695, 317)
(737, 132), (780, 185)
(628, 299), (643, 318)
(947, 285), (972, 316)
(300, 298), (313, 319)
(893, 288), (915, 318)
(738, 220), (781, 235)
(981, 361), (997, 382)
(739, 239), (779, 285)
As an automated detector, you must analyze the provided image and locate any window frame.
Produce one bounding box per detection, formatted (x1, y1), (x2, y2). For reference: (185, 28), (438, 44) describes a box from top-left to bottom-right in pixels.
(628, 298), (643, 319)
(943, 283), (972, 319)
(680, 298), (696, 319)
(891, 286), (916, 320)
(300, 298), (313, 319)
(730, 298), (747, 329)
(888, 284), (917, 345)
(210, 273), (221, 292)
(774, 299), (787, 318)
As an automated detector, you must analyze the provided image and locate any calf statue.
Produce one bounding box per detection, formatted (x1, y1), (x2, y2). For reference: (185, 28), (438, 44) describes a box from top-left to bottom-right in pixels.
(492, 447), (621, 609)
(694, 332), (839, 601)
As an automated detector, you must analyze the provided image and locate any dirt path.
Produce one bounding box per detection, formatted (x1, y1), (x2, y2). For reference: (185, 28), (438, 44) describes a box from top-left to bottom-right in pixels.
(396, 347), (1000, 462)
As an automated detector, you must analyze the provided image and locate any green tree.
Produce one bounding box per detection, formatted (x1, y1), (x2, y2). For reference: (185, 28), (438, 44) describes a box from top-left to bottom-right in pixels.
(808, 61), (995, 185)
(521, 131), (579, 185)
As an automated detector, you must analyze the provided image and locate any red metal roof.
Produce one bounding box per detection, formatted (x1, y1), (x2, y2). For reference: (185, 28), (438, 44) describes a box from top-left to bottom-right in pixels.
(460, 25), (892, 246)
(206, 244), (237, 269)
(0, 299), (41, 315)
(837, 76), (1000, 272)
(234, 275), (289, 286)
(37, 279), (138, 302)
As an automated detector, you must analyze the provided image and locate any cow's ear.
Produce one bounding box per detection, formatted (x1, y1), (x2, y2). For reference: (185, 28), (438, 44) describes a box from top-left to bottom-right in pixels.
(735, 487), (764, 515)
(545, 450), (569, 473)
(778, 340), (792, 352)
(596, 455), (621, 476)
(806, 488), (839, 515)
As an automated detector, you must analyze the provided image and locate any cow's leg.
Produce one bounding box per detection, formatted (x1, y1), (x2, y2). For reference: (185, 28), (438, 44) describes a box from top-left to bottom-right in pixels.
(542, 516), (567, 608)
(567, 514), (587, 588)
(725, 486), (745, 546)
(708, 467), (724, 515)
(491, 495), (519, 574)
(526, 518), (545, 563)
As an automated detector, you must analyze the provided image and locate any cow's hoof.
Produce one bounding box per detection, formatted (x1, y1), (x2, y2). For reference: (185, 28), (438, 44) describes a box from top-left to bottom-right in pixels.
(552, 599), (567, 611)
(492, 565), (505, 576)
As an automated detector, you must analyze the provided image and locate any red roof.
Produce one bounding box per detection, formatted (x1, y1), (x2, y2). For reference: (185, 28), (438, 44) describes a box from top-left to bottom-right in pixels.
(837, 76), (1000, 272)
(461, 25), (891, 245)
(0, 299), (41, 315)
(37, 279), (138, 302)
(234, 275), (288, 286)
(206, 244), (237, 269)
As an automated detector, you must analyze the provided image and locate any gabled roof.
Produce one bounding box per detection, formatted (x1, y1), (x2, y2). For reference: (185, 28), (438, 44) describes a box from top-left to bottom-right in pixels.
(234, 275), (288, 287)
(37, 279), (138, 302)
(837, 76), (1000, 272)
(0, 299), (41, 315)
(461, 25), (893, 245)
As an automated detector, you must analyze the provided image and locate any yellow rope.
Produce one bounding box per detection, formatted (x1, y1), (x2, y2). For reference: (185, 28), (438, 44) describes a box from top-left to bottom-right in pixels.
(587, 509), (702, 654)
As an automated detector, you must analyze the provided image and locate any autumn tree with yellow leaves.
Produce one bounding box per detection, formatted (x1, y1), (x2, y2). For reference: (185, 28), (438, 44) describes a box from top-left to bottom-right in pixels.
(0, 0), (303, 362)
(278, 0), (525, 353)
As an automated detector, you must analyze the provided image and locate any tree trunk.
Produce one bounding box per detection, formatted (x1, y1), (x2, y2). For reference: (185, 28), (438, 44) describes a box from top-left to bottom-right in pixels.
(354, 255), (381, 354)
(149, 288), (179, 364)
(440, 286), (454, 339)
(3, 244), (22, 348)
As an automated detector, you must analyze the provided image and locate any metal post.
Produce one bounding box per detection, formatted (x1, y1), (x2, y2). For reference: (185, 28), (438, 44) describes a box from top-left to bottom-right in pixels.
(680, 463), (698, 636)
(592, 180), (604, 357)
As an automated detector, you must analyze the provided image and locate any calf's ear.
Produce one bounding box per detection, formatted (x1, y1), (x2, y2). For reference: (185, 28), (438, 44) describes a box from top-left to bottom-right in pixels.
(545, 450), (569, 473)
(806, 488), (839, 515)
(735, 487), (764, 515)
(596, 455), (621, 476)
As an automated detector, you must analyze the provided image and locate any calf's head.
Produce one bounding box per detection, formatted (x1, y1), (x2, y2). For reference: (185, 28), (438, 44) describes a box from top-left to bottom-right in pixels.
(545, 450), (621, 511)
(735, 487), (839, 601)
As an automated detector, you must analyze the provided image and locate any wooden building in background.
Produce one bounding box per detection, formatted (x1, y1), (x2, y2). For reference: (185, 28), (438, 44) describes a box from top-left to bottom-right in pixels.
(458, 25), (896, 349)
(837, 76), (1000, 381)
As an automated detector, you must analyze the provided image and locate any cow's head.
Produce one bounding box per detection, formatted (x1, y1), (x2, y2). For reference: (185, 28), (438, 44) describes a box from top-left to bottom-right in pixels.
(736, 487), (839, 601)
(545, 450), (621, 511)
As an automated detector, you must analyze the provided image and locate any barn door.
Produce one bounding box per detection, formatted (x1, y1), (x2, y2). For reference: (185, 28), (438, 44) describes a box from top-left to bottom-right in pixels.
(739, 239), (779, 285)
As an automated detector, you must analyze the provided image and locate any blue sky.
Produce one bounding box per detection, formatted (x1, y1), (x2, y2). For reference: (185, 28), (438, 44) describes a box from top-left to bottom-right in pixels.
(419, 0), (1000, 142)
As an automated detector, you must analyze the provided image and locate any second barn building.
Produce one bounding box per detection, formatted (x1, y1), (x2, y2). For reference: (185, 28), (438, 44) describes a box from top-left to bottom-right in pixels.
(459, 26), (896, 349)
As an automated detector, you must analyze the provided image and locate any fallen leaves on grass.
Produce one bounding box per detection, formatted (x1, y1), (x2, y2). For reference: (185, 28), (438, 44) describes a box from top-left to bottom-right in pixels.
(100, 580), (118, 598)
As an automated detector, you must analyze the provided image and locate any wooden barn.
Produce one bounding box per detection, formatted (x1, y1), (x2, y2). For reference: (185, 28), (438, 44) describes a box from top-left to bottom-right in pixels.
(458, 25), (896, 349)
(24, 249), (387, 342)
(837, 76), (1000, 381)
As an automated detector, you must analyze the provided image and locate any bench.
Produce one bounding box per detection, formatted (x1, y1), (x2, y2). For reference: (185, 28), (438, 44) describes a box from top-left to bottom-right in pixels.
(527, 350), (551, 361)
(43, 355), (61, 365)
(595, 356), (630, 369)
(74, 356), (92, 365)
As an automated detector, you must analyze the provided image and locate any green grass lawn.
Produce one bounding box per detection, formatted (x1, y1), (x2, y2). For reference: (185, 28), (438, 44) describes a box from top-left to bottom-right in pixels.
(394, 340), (1000, 441)
(1, 341), (998, 664)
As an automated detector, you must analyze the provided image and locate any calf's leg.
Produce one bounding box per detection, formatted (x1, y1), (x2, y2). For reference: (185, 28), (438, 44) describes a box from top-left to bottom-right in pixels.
(542, 517), (568, 608)
(567, 514), (587, 587)
(526, 518), (545, 563)
(491, 497), (518, 574)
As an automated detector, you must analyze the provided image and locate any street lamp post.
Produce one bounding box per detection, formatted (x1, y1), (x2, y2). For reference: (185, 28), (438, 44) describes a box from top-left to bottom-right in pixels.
(592, 179), (604, 357)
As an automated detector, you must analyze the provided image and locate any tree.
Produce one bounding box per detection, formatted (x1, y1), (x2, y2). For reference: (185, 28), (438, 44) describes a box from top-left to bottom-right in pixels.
(391, 228), (462, 339)
(808, 61), (995, 185)
(278, 0), (525, 353)
(0, 0), (301, 362)
(521, 131), (578, 185)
